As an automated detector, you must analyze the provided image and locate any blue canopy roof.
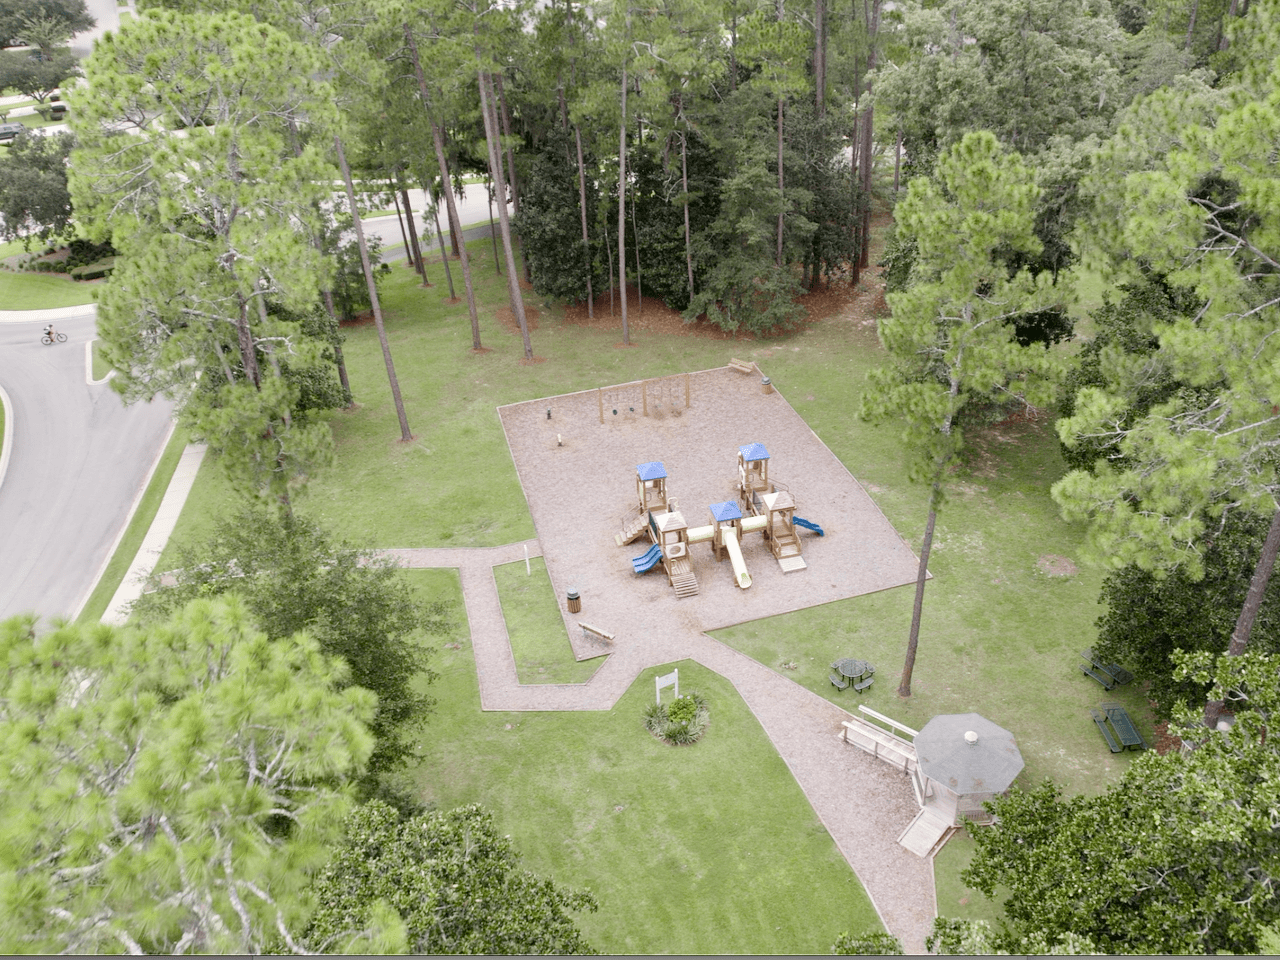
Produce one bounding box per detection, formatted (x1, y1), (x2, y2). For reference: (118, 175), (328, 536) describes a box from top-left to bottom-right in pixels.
(709, 500), (743, 522)
(739, 443), (770, 462)
(636, 461), (667, 481)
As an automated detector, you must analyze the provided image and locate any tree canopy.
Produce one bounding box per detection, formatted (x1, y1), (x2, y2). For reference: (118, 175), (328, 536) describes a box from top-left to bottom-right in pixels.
(303, 800), (599, 955)
(0, 598), (375, 954)
(0, 129), (74, 246)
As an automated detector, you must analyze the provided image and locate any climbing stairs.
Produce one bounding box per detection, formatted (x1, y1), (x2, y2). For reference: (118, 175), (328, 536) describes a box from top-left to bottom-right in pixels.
(615, 511), (648, 546)
(667, 556), (700, 598)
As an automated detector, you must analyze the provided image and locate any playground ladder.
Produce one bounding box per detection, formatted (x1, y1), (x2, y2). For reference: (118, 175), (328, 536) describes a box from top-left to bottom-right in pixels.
(615, 512), (649, 547)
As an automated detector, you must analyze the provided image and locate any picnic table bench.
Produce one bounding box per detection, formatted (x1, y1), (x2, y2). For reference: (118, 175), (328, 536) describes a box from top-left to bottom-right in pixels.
(1083, 649), (1133, 686)
(1089, 708), (1123, 753)
(829, 673), (849, 691)
(1101, 702), (1146, 750)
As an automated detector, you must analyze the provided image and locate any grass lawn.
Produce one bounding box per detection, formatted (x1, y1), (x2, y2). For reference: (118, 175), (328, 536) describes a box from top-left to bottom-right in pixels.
(78, 426), (186, 623)
(152, 226), (1148, 945)
(91, 340), (112, 381)
(0, 269), (97, 309)
(404, 568), (880, 954)
(494, 557), (601, 684)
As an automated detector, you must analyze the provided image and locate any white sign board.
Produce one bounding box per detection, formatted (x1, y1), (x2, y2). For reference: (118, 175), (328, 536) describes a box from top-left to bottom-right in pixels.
(655, 668), (679, 704)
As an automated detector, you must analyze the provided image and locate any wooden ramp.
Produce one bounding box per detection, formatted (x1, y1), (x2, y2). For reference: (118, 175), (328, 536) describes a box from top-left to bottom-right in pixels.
(897, 807), (955, 859)
(668, 556), (699, 598)
(778, 555), (807, 573)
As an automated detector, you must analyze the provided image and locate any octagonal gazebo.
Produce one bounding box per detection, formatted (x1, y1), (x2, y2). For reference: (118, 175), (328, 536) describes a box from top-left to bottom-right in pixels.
(912, 713), (1024, 826)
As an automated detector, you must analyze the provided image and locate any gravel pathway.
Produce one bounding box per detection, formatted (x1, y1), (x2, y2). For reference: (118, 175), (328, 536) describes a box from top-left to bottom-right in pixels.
(378, 368), (939, 952)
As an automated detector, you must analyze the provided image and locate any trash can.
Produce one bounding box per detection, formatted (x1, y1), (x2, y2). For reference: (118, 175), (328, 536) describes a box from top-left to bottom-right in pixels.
(761, 376), (773, 395)
(567, 587), (581, 613)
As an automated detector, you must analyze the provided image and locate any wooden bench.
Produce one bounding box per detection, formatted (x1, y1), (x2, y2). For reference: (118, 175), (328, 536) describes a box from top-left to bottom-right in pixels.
(1089, 708), (1123, 753)
(727, 358), (757, 375)
(840, 719), (917, 773)
(578, 623), (615, 646)
(829, 673), (849, 691)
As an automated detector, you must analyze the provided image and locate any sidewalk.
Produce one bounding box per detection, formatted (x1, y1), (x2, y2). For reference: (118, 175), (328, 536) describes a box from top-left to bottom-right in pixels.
(100, 443), (206, 625)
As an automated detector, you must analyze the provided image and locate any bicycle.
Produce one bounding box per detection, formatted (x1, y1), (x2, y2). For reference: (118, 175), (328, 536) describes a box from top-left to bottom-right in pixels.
(41, 332), (68, 345)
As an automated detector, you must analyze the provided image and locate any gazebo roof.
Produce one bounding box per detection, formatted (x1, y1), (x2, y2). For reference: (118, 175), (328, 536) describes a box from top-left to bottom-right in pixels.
(914, 713), (1024, 796)
(709, 500), (743, 522)
(636, 461), (667, 481)
(739, 442), (770, 462)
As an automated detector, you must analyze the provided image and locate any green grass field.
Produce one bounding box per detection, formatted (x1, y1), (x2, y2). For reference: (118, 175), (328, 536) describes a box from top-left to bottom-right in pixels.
(495, 557), (601, 684)
(0, 269), (97, 309)
(147, 230), (1149, 948)
(404, 569), (880, 954)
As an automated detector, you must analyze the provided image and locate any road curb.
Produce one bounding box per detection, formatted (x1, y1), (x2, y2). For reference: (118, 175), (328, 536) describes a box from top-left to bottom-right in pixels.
(0, 381), (12, 495)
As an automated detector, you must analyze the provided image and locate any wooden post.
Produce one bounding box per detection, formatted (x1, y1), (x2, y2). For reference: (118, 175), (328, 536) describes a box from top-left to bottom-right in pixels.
(598, 387), (604, 424)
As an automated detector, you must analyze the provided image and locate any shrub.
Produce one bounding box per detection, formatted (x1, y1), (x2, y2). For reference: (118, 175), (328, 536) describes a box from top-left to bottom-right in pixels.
(52, 261), (66, 273)
(643, 691), (709, 746)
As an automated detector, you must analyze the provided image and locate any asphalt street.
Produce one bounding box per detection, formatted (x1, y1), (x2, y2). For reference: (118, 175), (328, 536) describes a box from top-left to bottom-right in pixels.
(0, 312), (174, 623)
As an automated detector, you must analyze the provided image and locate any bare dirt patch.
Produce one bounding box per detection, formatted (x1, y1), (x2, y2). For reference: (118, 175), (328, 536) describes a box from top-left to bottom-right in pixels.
(495, 304), (541, 334)
(1036, 554), (1078, 577)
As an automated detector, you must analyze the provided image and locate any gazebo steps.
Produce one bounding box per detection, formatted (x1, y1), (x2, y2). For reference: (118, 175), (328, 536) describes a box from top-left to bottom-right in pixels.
(898, 807), (956, 859)
(777, 555), (807, 573)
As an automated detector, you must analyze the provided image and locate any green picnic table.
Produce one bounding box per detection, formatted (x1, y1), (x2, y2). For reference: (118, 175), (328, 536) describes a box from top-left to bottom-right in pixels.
(1101, 702), (1146, 751)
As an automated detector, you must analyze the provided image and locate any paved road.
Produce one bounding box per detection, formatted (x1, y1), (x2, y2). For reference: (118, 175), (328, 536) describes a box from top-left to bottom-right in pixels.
(0, 312), (174, 623)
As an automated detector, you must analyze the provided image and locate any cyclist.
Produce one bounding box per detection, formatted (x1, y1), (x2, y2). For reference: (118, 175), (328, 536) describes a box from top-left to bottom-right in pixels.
(44, 323), (56, 342)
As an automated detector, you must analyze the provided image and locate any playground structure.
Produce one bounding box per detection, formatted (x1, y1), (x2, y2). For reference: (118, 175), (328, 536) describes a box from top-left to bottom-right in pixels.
(618, 461), (701, 598)
(736, 443), (822, 573)
(619, 444), (824, 597)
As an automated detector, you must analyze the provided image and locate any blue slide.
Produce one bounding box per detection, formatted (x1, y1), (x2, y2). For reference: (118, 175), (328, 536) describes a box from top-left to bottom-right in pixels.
(632, 543), (663, 573)
(794, 516), (825, 536)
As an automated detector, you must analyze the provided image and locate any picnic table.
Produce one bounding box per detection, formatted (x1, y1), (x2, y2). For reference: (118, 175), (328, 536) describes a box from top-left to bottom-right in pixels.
(834, 658), (870, 680)
(1101, 702), (1146, 751)
(1082, 649), (1133, 686)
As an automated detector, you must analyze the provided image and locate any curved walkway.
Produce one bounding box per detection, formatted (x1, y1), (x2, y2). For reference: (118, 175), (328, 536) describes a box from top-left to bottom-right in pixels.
(383, 543), (937, 953)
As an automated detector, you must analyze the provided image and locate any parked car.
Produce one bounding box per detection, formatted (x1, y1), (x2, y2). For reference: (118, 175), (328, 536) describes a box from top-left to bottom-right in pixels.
(0, 122), (27, 142)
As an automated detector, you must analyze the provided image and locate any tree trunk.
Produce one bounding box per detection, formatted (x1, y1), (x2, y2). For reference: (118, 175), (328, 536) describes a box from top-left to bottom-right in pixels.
(400, 183), (428, 284)
(632, 112), (642, 315)
(405, 23), (480, 350)
(1218, 0), (1240, 50)
(1185, 0), (1201, 50)
(618, 59), (630, 344)
(574, 123), (594, 318)
(681, 129), (694, 301)
(391, 181), (416, 273)
(495, 72), (531, 284)
(894, 128), (902, 193)
(486, 175), (501, 274)
(900, 490), (939, 697)
(234, 293), (261, 389)
(605, 217), (615, 316)
(287, 118), (350, 401)
(478, 68), (534, 360)
(815, 0), (826, 118)
(335, 134), (412, 442)
(431, 199), (456, 300)
(1203, 505), (1280, 728)
(859, 0), (882, 270)
(777, 97), (785, 269)
(729, 16), (738, 93)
